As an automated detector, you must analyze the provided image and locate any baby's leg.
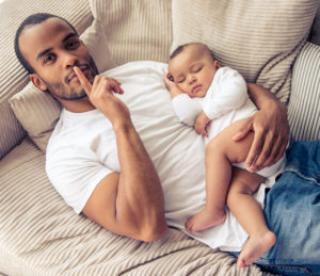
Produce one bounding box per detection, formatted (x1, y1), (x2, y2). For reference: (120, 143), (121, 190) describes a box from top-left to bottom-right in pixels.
(227, 169), (276, 268)
(186, 119), (257, 233)
(185, 136), (232, 232)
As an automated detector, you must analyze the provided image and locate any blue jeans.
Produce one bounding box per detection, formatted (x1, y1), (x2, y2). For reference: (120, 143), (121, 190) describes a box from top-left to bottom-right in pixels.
(258, 140), (320, 275)
(233, 141), (320, 275)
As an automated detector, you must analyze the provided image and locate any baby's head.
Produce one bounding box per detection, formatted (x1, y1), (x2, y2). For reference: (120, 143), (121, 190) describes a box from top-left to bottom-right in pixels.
(168, 42), (220, 98)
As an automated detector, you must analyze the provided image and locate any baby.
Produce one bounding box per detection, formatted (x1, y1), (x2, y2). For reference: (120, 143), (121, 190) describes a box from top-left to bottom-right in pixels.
(164, 42), (286, 268)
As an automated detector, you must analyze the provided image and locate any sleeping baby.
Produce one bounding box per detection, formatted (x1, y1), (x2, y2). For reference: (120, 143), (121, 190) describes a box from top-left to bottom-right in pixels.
(164, 42), (286, 268)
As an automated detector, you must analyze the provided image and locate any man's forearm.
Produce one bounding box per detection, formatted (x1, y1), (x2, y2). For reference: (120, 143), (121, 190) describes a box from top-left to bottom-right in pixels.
(247, 83), (282, 110)
(113, 120), (167, 240)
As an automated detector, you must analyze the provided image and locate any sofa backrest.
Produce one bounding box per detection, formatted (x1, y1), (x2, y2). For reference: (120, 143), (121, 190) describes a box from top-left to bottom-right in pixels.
(1, 0), (319, 159)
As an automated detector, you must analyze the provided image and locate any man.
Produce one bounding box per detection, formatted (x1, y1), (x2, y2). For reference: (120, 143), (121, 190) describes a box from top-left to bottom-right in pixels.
(15, 13), (320, 274)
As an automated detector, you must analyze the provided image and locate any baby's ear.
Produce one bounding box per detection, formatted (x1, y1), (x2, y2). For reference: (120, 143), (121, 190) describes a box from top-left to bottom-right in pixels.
(167, 73), (174, 82)
(213, 60), (221, 69)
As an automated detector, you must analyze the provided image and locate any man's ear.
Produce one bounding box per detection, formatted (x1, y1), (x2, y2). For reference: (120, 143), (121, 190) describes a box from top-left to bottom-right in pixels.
(30, 74), (48, 92)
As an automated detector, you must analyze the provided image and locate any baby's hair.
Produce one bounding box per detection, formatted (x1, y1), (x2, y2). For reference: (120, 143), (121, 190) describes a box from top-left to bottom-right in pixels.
(169, 42), (215, 60)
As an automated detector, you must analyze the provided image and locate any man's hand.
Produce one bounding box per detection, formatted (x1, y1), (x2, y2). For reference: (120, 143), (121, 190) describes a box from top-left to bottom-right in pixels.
(195, 112), (211, 137)
(233, 101), (289, 172)
(163, 72), (184, 98)
(74, 66), (130, 129)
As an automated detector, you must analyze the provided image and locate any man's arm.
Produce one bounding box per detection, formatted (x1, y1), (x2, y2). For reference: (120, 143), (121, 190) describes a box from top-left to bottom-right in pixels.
(75, 67), (168, 242)
(233, 83), (289, 172)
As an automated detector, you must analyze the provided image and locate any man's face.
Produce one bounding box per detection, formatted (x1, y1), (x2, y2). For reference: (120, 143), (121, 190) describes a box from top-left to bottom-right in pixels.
(168, 45), (218, 98)
(19, 17), (98, 100)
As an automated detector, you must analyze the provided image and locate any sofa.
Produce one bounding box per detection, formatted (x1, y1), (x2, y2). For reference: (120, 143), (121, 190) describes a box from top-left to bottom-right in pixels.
(0, 0), (319, 275)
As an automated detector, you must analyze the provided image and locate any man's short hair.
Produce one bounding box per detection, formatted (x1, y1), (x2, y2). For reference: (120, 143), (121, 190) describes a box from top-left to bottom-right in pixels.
(170, 42), (215, 60)
(14, 13), (78, 74)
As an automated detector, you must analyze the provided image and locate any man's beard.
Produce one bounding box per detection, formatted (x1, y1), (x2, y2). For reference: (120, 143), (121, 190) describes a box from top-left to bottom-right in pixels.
(47, 82), (88, 101)
(46, 56), (99, 101)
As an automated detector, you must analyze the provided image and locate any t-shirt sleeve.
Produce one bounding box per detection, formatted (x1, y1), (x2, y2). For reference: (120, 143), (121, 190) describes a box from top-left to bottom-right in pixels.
(46, 146), (114, 214)
(172, 94), (203, 126)
(202, 67), (248, 120)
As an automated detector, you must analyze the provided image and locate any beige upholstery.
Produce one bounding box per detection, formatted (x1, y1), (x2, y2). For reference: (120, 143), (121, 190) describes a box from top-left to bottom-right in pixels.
(0, 140), (268, 275)
(91, 0), (172, 67)
(1, 0), (320, 275)
(288, 42), (320, 140)
(9, 82), (61, 151)
(171, 0), (319, 103)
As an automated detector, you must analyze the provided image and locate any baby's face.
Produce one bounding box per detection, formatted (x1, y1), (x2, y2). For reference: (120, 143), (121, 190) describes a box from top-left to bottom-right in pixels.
(168, 45), (219, 98)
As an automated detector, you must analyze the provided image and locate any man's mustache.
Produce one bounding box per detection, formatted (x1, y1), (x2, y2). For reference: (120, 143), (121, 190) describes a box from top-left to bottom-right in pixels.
(65, 64), (90, 84)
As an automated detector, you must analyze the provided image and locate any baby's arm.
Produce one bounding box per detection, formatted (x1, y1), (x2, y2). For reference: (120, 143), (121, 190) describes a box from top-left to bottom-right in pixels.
(202, 67), (248, 120)
(194, 111), (211, 137)
(164, 73), (202, 126)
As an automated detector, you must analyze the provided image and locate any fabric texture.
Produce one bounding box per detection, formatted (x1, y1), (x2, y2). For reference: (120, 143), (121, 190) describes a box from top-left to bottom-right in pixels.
(46, 109), (117, 214)
(0, 0), (92, 159)
(201, 67), (248, 120)
(9, 82), (61, 151)
(257, 141), (320, 275)
(0, 103), (269, 276)
(288, 42), (320, 141)
(310, 6), (320, 45)
(171, 0), (319, 103)
(90, 0), (172, 67)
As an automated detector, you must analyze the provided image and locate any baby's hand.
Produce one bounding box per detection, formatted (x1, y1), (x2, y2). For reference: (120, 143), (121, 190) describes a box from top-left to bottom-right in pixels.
(195, 112), (211, 137)
(163, 72), (183, 98)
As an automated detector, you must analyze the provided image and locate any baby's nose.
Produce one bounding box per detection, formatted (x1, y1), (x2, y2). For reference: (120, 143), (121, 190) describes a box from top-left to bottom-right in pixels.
(188, 75), (196, 84)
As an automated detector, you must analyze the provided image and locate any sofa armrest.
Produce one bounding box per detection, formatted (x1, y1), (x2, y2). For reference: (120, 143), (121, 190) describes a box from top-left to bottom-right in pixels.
(288, 42), (320, 140)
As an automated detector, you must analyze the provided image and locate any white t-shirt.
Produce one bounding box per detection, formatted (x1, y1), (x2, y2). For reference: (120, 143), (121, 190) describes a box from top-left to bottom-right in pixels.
(172, 66), (285, 178)
(46, 61), (278, 252)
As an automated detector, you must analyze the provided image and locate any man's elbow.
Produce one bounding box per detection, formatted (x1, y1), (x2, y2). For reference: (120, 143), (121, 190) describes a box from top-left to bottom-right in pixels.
(139, 221), (168, 242)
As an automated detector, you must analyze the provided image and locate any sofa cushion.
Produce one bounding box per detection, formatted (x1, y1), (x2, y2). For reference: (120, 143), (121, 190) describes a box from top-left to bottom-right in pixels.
(288, 42), (320, 140)
(90, 0), (172, 67)
(0, 0), (92, 159)
(171, 0), (319, 103)
(310, 6), (320, 45)
(9, 83), (61, 151)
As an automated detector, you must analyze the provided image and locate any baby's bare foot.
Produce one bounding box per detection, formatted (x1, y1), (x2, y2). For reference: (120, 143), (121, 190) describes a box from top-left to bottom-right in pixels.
(237, 231), (276, 268)
(185, 208), (225, 233)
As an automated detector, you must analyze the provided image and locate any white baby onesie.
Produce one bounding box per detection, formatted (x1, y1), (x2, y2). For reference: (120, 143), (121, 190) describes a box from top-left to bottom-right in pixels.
(172, 66), (285, 178)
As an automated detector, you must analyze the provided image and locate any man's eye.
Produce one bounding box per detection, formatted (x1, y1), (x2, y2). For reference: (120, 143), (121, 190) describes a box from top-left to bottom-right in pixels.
(66, 40), (80, 49)
(43, 54), (56, 64)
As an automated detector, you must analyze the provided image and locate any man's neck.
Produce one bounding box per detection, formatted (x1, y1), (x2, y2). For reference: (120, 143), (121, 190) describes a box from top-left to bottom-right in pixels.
(60, 96), (96, 113)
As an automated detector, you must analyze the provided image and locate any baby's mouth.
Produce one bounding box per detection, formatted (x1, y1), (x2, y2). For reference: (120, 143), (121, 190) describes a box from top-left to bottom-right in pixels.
(192, 84), (202, 94)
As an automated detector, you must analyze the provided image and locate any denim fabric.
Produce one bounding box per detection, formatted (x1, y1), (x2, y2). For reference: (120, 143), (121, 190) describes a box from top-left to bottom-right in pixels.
(257, 141), (320, 275)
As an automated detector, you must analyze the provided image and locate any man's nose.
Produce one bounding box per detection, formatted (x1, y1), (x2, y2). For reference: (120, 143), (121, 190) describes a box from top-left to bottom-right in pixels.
(62, 51), (79, 68)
